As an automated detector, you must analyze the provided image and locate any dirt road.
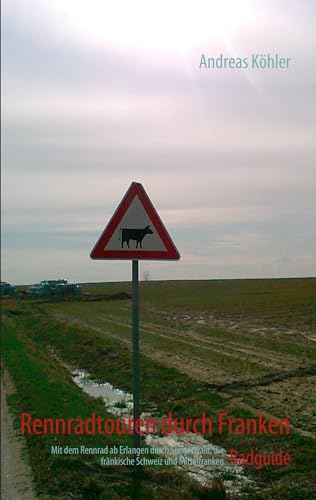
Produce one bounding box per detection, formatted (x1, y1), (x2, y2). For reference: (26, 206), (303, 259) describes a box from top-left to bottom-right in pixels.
(1, 372), (36, 500)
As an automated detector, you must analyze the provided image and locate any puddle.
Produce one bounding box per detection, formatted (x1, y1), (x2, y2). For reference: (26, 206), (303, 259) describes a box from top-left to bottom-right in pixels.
(72, 370), (134, 418)
(72, 369), (252, 497)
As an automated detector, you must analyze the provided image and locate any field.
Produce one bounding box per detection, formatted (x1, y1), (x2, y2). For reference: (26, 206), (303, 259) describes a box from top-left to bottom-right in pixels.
(2, 277), (316, 499)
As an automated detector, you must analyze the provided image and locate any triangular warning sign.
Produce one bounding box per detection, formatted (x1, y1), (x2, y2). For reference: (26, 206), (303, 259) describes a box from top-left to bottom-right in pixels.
(90, 182), (180, 260)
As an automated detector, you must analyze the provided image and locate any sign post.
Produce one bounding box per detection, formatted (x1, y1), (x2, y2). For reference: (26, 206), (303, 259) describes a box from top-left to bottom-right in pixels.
(132, 259), (140, 450)
(91, 181), (180, 460)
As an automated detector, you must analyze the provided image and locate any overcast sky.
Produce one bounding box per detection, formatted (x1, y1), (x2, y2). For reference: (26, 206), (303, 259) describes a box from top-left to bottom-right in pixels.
(2, 0), (316, 284)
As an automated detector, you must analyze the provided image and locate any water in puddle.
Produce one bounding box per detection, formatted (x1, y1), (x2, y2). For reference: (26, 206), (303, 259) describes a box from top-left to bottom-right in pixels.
(72, 369), (252, 497)
(73, 370), (134, 418)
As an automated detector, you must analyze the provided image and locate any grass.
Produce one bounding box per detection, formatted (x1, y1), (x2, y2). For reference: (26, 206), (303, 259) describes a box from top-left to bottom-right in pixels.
(2, 277), (316, 499)
(1, 313), (226, 499)
(79, 277), (316, 331)
(42, 289), (315, 390)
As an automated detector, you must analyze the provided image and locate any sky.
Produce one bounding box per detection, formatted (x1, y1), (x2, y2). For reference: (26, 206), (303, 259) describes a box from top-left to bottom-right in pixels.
(2, 0), (316, 284)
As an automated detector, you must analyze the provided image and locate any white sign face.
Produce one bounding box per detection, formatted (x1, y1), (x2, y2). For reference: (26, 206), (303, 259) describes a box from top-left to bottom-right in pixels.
(105, 196), (167, 251)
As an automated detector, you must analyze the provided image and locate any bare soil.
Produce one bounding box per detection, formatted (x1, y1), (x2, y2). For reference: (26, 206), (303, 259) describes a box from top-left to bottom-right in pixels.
(1, 370), (36, 499)
(52, 306), (316, 435)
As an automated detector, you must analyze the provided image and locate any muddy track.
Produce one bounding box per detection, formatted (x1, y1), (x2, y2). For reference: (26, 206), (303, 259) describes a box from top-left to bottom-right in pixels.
(97, 315), (270, 368)
(225, 398), (315, 439)
(97, 314), (304, 372)
(205, 365), (316, 391)
(54, 312), (313, 380)
(53, 314), (233, 382)
(145, 306), (314, 333)
(145, 321), (299, 368)
(52, 312), (316, 433)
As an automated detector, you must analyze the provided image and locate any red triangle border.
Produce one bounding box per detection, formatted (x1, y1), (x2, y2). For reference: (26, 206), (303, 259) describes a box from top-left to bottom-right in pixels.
(90, 182), (180, 260)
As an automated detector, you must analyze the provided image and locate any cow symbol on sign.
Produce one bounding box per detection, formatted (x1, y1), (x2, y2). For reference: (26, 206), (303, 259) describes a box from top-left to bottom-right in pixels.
(119, 225), (154, 249)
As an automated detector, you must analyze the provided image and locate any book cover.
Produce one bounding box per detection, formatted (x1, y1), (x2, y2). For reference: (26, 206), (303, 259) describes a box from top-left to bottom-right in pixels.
(2, 1), (315, 499)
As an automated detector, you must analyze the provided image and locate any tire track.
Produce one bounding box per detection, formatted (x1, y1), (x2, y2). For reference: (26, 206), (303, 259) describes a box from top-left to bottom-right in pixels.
(97, 314), (300, 371)
(96, 315), (269, 371)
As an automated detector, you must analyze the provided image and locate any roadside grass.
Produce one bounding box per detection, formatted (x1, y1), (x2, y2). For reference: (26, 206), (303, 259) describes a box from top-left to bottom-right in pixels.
(2, 275), (316, 499)
(3, 303), (316, 499)
(1, 313), (225, 499)
(15, 305), (223, 414)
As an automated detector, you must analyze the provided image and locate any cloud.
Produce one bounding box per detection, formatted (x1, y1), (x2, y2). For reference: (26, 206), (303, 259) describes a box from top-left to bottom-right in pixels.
(2, 0), (316, 283)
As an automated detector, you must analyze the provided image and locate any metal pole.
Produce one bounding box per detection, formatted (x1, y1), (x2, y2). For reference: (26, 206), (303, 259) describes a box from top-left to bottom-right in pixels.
(132, 259), (140, 453)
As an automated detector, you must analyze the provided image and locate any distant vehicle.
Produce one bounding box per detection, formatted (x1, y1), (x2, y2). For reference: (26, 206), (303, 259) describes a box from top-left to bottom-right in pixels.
(27, 279), (81, 299)
(40, 279), (67, 287)
(0, 281), (16, 297)
(27, 285), (42, 295)
(55, 283), (82, 298)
